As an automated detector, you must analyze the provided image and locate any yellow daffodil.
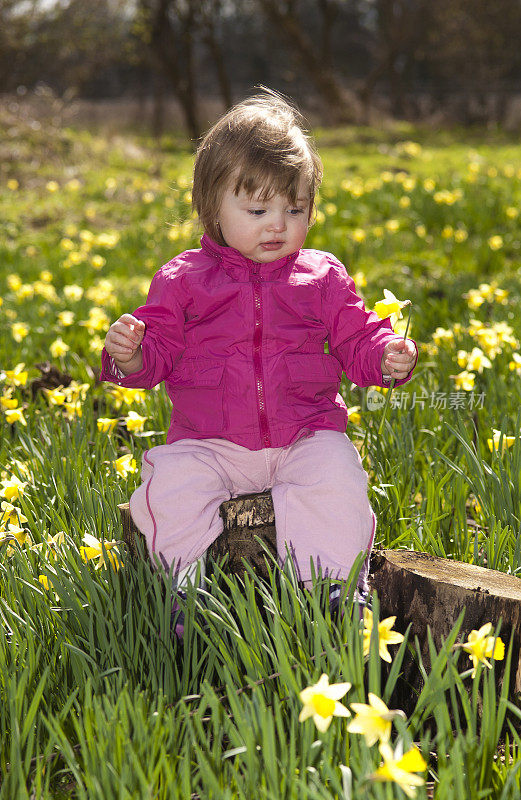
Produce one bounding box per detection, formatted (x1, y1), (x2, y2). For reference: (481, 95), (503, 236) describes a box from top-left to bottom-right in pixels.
(63, 381), (90, 403)
(464, 347), (492, 373)
(351, 228), (366, 243)
(7, 274), (22, 290)
(0, 391), (18, 410)
(0, 522), (32, 556)
(3, 363), (28, 386)
(50, 338), (70, 358)
(0, 475), (28, 501)
(44, 387), (67, 406)
(487, 429), (517, 454)
(57, 311), (75, 326)
(38, 574), (50, 590)
(453, 370), (475, 391)
(432, 327), (454, 345)
(488, 235), (503, 251)
(347, 406), (361, 425)
(465, 288), (485, 309)
(64, 402), (82, 420)
(91, 255), (106, 270)
(4, 407), (27, 426)
(352, 271), (367, 288)
(373, 290), (411, 329)
(370, 743), (427, 798)
(109, 386), (147, 408)
(0, 501), (28, 528)
(33, 281), (58, 302)
(508, 353), (521, 374)
(89, 335), (105, 354)
(96, 231), (120, 249)
(80, 229), (95, 244)
(80, 533), (121, 570)
(124, 411), (147, 432)
(113, 453), (137, 478)
(31, 532), (65, 561)
(346, 693), (404, 746)
(97, 417), (118, 434)
(459, 623), (505, 678)
(80, 307), (110, 333)
(63, 284), (84, 301)
(492, 321), (517, 347)
(363, 608), (405, 662)
(298, 673), (351, 732)
(11, 322), (29, 342)
(46, 180), (59, 192)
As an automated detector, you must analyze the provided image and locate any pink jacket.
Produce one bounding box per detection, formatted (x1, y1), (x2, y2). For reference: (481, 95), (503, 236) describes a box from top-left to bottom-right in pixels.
(100, 235), (416, 450)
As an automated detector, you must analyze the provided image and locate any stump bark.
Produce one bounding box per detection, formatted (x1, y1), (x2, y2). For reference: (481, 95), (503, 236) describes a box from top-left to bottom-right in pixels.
(369, 550), (521, 699)
(118, 490), (277, 580)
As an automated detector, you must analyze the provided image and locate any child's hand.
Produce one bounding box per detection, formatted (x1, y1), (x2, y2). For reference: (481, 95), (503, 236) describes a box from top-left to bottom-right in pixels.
(381, 338), (417, 381)
(105, 314), (146, 365)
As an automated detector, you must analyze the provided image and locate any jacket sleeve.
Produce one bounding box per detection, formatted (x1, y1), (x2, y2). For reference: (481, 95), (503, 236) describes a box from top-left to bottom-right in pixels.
(100, 269), (185, 389)
(323, 257), (416, 388)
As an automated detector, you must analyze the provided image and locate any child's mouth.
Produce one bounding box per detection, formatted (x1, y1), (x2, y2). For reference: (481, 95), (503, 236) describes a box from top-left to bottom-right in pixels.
(260, 241), (284, 251)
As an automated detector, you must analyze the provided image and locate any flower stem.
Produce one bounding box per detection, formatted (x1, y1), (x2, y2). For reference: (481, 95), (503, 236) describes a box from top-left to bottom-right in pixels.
(377, 304), (413, 435)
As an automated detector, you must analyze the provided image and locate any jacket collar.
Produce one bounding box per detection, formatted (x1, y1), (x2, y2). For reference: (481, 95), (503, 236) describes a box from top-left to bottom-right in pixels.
(201, 234), (299, 279)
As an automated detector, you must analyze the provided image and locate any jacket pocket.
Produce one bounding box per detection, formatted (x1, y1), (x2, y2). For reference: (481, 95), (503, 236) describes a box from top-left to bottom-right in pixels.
(284, 353), (342, 420)
(173, 358), (225, 387)
(285, 353), (342, 382)
(170, 358), (225, 431)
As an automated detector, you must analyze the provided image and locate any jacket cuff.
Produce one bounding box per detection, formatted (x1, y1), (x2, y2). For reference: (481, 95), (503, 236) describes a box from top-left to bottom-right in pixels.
(99, 348), (146, 387)
(379, 338), (418, 387)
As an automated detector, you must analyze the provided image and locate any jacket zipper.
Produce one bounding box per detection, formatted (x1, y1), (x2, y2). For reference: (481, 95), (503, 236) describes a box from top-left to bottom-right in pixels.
(251, 264), (271, 448)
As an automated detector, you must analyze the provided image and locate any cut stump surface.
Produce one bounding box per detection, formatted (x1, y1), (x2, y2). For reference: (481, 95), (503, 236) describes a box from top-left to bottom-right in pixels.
(369, 550), (521, 697)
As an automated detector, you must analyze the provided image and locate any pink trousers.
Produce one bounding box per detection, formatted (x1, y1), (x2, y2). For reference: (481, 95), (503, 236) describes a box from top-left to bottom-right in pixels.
(129, 430), (376, 588)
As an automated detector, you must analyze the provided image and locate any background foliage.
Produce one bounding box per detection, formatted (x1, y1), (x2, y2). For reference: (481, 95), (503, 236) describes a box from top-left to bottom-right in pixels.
(1, 104), (521, 796)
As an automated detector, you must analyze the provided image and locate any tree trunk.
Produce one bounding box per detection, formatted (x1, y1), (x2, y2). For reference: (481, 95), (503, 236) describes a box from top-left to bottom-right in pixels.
(257, 0), (361, 123)
(369, 550), (521, 705)
(149, 0), (201, 142)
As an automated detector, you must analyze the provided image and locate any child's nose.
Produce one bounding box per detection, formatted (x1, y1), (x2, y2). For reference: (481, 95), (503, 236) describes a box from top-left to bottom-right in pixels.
(267, 212), (286, 232)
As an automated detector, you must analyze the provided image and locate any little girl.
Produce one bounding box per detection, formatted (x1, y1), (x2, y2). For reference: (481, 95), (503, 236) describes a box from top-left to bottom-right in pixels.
(101, 90), (417, 633)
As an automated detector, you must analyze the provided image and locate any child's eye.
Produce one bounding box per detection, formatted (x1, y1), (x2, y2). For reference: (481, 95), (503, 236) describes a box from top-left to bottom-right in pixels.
(248, 209), (265, 216)
(289, 208), (305, 215)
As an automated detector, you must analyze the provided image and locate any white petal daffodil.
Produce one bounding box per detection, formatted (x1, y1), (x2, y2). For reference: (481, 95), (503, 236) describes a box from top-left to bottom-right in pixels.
(299, 673), (351, 732)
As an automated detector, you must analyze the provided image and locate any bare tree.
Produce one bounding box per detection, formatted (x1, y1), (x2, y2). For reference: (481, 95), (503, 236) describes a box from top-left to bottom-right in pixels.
(137, 0), (201, 141)
(254, 0), (362, 122)
(198, 0), (233, 108)
(357, 0), (428, 120)
(421, 0), (521, 123)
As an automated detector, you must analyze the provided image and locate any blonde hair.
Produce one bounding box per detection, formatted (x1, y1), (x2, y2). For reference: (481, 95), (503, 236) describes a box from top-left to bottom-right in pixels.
(192, 89), (323, 244)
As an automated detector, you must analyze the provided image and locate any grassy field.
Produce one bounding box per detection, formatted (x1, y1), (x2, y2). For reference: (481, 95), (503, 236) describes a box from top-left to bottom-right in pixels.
(2, 104), (521, 797)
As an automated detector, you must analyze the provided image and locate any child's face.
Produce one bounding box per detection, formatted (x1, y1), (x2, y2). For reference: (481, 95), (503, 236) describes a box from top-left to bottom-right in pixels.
(217, 177), (311, 263)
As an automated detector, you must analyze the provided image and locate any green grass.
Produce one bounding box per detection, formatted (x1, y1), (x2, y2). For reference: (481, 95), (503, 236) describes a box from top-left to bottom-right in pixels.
(1, 106), (521, 796)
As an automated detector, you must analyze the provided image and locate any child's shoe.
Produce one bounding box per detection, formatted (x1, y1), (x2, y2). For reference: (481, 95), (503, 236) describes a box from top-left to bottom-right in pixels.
(329, 582), (369, 621)
(171, 590), (186, 640)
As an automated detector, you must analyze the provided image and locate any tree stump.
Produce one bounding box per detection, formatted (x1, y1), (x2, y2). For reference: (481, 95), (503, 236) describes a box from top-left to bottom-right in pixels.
(118, 490), (277, 580)
(118, 499), (521, 698)
(369, 550), (521, 701)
